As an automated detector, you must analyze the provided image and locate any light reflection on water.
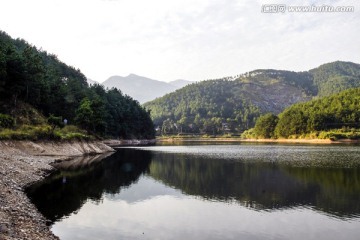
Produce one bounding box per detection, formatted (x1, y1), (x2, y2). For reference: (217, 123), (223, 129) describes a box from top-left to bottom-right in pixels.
(51, 177), (360, 240)
(132, 144), (360, 165)
(26, 143), (360, 240)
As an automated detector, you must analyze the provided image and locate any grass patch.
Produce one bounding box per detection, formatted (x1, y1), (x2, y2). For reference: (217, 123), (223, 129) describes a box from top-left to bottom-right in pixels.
(54, 125), (91, 140)
(0, 125), (51, 140)
(317, 130), (360, 141)
(0, 124), (92, 141)
(0, 102), (94, 141)
(289, 129), (360, 141)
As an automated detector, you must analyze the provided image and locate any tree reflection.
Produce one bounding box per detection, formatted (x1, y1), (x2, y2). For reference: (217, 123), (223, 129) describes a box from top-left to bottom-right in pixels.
(26, 147), (360, 225)
(148, 152), (360, 218)
(26, 149), (152, 224)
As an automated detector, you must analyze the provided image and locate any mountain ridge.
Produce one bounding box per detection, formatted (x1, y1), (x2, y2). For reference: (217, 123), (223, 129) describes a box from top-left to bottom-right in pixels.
(144, 61), (360, 134)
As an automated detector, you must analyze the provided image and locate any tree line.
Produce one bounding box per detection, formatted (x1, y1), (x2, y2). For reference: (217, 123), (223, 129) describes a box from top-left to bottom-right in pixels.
(252, 87), (360, 138)
(0, 31), (154, 139)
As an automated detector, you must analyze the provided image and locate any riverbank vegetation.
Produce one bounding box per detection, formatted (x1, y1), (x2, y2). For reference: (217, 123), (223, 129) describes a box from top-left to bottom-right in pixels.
(0, 31), (155, 140)
(248, 88), (360, 140)
(0, 102), (90, 140)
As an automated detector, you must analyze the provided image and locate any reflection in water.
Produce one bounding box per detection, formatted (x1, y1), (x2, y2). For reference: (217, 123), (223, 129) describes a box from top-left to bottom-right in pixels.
(26, 144), (360, 239)
(26, 149), (152, 223)
(149, 151), (360, 218)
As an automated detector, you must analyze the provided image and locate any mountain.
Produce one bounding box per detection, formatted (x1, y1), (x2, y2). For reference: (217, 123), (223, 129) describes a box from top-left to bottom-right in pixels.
(144, 61), (360, 134)
(87, 78), (98, 86)
(169, 79), (193, 88)
(310, 61), (360, 97)
(102, 74), (192, 103)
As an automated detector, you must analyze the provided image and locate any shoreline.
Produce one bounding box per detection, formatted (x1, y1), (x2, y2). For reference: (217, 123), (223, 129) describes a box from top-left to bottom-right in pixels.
(0, 137), (357, 239)
(157, 137), (360, 144)
(102, 139), (156, 147)
(0, 140), (114, 240)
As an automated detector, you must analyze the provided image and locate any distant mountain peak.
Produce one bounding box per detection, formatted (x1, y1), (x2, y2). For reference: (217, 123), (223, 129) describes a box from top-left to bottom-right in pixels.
(127, 73), (140, 78)
(169, 79), (193, 88)
(102, 74), (192, 103)
(87, 78), (98, 86)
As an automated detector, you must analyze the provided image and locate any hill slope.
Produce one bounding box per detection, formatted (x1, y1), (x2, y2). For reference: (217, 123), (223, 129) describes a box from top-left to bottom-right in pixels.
(310, 61), (360, 97)
(144, 61), (360, 134)
(0, 30), (155, 139)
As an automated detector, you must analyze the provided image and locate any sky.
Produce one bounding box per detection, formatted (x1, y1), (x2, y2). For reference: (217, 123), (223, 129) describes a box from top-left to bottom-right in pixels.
(1, 0), (359, 82)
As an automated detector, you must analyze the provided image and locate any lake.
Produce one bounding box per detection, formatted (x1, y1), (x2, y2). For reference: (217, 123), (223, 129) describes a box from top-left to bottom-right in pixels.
(26, 142), (360, 240)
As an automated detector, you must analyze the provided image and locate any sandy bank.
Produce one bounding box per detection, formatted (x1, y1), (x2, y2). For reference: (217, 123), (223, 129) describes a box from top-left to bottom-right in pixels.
(158, 137), (359, 144)
(0, 140), (114, 240)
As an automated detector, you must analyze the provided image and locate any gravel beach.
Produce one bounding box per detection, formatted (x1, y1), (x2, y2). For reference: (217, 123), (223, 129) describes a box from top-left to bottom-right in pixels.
(0, 141), (114, 240)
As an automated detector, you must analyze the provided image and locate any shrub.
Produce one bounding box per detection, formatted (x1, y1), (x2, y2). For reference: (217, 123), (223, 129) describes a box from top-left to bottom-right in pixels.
(47, 115), (64, 130)
(241, 128), (257, 139)
(0, 114), (15, 128)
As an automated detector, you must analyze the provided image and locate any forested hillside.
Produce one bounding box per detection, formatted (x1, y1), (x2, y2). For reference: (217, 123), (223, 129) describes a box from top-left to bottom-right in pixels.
(144, 80), (262, 134)
(310, 61), (360, 97)
(250, 88), (360, 139)
(274, 87), (360, 138)
(144, 61), (360, 135)
(0, 31), (154, 139)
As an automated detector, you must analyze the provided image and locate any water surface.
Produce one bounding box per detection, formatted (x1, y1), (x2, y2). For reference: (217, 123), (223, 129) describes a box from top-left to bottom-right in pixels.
(27, 143), (360, 240)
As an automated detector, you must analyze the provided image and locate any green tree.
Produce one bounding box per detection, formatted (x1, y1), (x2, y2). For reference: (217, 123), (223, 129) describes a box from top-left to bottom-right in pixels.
(89, 95), (106, 133)
(0, 49), (6, 94)
(275, 109), (308, 138)
(254, 113), (279, 138)
(162, 118), (174, 135)
(75, 98), (93, 132)
(177, 116), (188, 133)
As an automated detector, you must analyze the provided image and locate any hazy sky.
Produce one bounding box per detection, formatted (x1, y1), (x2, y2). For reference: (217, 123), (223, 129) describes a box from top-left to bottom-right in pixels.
(1, 0), (359, 82)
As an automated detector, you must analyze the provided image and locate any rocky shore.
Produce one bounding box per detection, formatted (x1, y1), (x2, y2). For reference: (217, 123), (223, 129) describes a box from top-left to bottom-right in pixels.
(0, 140), (114, 240)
